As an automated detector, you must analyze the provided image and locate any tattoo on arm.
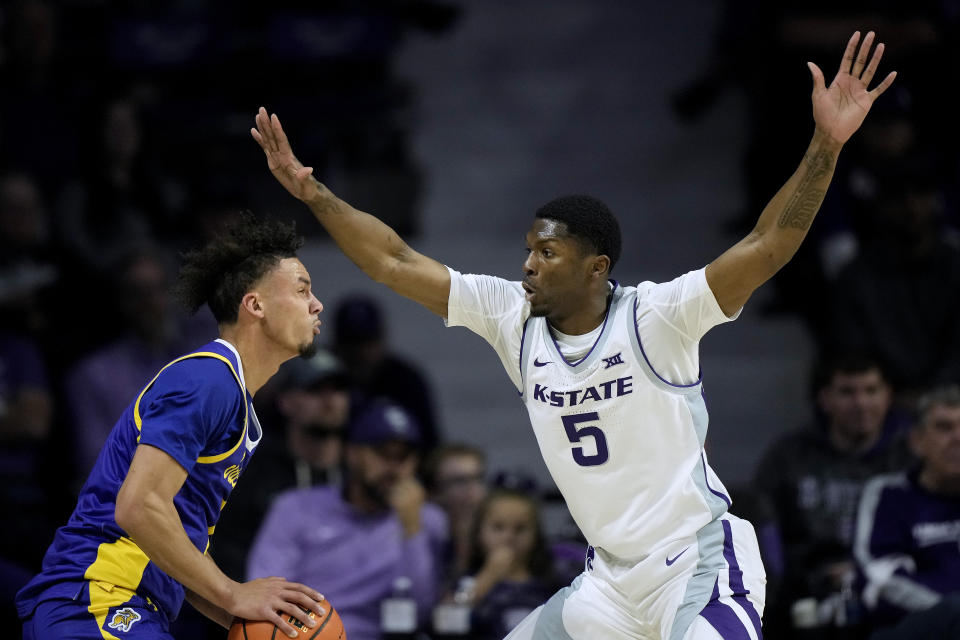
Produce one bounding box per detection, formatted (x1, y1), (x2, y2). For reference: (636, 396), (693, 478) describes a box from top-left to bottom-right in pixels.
(777, 149), (834, 230)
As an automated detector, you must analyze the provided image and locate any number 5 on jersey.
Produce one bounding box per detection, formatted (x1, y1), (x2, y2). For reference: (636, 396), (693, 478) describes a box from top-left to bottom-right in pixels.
(561, 412), (609, 466)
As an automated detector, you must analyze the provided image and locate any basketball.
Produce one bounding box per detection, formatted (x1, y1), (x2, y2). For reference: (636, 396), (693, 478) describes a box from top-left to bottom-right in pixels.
(227, 603), (345, 640)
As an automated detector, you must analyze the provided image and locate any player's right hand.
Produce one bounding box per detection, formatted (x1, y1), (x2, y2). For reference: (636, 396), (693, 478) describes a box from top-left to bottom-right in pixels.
(229, 577), (325, 638)
(251, 107), (320, 204)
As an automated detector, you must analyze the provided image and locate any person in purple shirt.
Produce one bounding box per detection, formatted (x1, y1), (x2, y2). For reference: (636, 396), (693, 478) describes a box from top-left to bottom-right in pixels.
(65, 248), (216, 478)
(248, 399), (447, 640)
(854, 385), (960, 638)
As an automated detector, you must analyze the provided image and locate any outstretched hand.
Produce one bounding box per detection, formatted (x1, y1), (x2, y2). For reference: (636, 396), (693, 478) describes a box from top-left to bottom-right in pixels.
(807, 31), (897, 145)
(251, 107), (319, 202)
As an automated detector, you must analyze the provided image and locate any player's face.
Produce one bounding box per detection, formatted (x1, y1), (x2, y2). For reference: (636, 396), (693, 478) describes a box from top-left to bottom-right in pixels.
(819, 369), (891, 444)
(522, 219), (595, 318)
(913, 404), (960, 481)
(479, 496), (537, 565)
(258, 258), (323, 358)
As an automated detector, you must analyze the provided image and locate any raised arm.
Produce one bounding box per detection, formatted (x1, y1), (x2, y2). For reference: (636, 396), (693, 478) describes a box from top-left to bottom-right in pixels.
(252, 109), (451, 317)
(705, 31), (896, 316)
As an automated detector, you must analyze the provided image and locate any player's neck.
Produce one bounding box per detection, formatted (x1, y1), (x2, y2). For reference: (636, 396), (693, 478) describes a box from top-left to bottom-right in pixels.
(548, 288), (610, 336)
(217, 327), (286, 395)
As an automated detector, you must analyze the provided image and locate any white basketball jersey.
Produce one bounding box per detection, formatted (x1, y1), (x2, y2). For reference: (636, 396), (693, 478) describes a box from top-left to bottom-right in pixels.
(445, 266), (738, 562)
(518, 283), (731, 558)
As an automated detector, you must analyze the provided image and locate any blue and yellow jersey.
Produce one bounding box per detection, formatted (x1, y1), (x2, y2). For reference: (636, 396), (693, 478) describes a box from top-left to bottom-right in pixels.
(16, 339), (261, 623)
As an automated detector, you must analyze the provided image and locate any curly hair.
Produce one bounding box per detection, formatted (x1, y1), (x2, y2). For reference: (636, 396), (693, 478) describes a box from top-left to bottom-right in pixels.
(172, 213), (304, 324)
(535, 194), (622, 273)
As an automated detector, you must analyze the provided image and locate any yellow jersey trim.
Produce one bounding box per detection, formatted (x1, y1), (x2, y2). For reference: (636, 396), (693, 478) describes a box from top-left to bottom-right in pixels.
(83, 536), (150, 638)
(132, 351), (248, 464)
(88, 580), (135, 640)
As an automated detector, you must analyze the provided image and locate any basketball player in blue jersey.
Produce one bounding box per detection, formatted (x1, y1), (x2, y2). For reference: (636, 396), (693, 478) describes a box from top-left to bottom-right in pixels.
(16, 217), (328, 639)
(253, 32), (895, 640)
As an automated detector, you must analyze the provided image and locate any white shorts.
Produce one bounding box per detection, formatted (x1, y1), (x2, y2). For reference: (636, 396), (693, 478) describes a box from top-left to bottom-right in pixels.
(504, 514), (766, 640)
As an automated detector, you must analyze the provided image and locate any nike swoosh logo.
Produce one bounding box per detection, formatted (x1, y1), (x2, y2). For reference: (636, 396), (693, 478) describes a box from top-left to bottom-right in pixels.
(533, 358), (551, 367)
(665, 547), (690, 566)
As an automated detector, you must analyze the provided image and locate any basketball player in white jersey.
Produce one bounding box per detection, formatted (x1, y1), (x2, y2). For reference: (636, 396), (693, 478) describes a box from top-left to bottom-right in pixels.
(252, 32), (895, 639)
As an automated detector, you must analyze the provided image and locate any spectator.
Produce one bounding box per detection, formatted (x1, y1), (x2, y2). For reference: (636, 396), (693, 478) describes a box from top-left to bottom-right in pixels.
(332, 294), (441, 451)
(854, 385), (960, 639)
(247, 400), (446, 640)
(827, 156), (960, 400)
(460, 488), (558, 640)
(753, 354), (913, 632)
(56, 96), (182, 274)
(0, 171), (58, 336)
(424, 444), (489, 585)
(209, 348), (352, 582)
(274, 349), (353, 488)
(673, 2), (960, 328)
(63, 248), (215, 479)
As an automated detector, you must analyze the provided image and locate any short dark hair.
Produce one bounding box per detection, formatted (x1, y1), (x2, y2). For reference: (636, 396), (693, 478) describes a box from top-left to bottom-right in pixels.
(172, 213), (304, 324)
(812, 352), (887, 393)
(535, 194), (622, 272)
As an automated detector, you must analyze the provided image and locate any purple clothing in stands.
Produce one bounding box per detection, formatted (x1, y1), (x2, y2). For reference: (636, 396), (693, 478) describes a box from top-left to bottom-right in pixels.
(65, 336), (179, 476)
(247, 485), (447, 640)
(471, 577), (555, 640)
(65, 309), (215, 476)
(854, 470), (960, 627)
(0, 331), (48, 396)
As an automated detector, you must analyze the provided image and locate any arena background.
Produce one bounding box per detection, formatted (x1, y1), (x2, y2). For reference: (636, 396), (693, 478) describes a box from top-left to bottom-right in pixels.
(296, 0), (810, 494)
(3, 0), (956, 585)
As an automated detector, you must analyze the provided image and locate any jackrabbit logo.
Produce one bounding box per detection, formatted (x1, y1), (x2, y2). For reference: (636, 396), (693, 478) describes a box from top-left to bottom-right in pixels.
(107, 607), (142, 633)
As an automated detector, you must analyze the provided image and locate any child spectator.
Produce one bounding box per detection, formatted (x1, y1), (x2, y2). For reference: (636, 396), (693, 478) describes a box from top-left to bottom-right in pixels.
(462, 488), (557, 640)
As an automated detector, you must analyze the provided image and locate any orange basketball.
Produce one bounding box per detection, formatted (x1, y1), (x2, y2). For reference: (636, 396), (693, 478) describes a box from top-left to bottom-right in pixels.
(227, 603), (345, 640)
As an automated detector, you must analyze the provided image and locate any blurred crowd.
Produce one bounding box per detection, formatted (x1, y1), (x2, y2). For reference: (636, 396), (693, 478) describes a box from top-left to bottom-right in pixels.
(675, 3), (960, 638)
(674, 0), (960, 398)
(2, 1), (960, 639)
